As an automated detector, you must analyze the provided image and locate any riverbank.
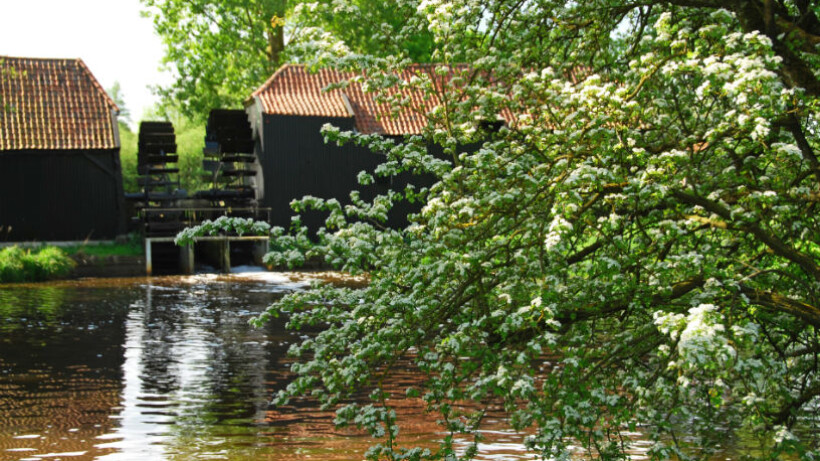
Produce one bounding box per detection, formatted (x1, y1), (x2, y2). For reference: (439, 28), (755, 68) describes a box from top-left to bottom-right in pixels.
(70, 253), (146, 278)
(0, 240), (336, 280)
(0, 240), (146, 280)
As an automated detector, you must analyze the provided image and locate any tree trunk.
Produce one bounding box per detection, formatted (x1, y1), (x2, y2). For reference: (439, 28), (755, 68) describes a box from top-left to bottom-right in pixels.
(266, 0), (286, 69)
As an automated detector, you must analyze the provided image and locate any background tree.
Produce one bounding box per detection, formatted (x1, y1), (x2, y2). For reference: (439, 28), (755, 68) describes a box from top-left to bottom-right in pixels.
(118, 126), (139, 193)
(141, 0), (433, 120)
(113, 98), (205, 193)
(107, 81), (131, 126)
(108, 83), (139, 192)
(286, 0), (434, 65)
(140, 104), (206, 193)
(172, 115), (206, 193)
(140, 0), (286, 119)
(240, 0), (820, 460)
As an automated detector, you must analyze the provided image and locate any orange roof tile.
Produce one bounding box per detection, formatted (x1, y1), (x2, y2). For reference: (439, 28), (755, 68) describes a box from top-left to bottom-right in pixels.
(0, 56), (119, 151)
(251, 64), (467, 136)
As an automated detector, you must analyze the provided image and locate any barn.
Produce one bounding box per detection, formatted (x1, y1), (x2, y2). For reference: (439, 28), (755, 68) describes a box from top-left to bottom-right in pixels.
(0, 56), (125, 241)
(244, 64), (447, 233)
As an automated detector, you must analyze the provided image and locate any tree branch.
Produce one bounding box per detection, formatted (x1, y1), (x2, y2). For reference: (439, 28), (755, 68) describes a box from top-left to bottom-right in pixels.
(672, 190), (820, 282)
(555, 275), (704, 326)
(769, 381), (820, 426)
(732, 0), (820, 96)
(740, 285), (820, 328)
(784, 114), (820, 186)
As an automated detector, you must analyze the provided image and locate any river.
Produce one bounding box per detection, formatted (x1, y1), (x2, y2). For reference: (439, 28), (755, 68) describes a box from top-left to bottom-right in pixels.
(0, 271), (792, 460)
(1, 271), (546, 461)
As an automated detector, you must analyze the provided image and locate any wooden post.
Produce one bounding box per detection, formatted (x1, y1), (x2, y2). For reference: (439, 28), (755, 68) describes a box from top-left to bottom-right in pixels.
(219, 239), (231, 273)
(179, 243), (195, 275)
(145, 238), (152, 276)
(252, 238), (268, 266)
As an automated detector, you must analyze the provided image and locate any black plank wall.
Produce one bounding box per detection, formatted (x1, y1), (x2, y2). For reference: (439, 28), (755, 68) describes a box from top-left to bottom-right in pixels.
(257, 114), (448, 236)
(0, 149), (125, 241)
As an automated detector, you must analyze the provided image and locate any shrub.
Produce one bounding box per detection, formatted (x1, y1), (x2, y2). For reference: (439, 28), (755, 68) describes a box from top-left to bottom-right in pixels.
(0, 246), (76, 283)
(0, 246), (26, 282)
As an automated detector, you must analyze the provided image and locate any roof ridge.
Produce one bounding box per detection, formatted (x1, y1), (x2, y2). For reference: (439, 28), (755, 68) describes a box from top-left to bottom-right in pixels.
(0, 55), (81, 61)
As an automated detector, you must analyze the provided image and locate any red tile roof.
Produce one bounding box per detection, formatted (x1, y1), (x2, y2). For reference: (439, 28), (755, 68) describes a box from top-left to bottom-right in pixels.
(251, 64), (463, 135)
(0, 56), (119, 151)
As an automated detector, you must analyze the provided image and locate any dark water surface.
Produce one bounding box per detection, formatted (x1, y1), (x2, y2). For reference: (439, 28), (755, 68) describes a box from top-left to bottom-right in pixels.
(0, 272), (544, 461)
(0, 271), (786, 460)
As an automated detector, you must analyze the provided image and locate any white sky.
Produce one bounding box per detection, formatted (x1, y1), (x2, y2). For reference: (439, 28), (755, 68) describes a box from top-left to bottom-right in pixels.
(0, 0), (172, 128)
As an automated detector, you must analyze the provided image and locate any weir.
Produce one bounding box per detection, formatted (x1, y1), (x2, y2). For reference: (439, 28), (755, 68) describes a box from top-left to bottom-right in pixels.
(144, 235), (269, 275)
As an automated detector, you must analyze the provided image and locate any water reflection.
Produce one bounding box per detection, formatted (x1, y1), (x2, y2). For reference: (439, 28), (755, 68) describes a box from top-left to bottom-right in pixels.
(91, 278), (283, 460)
(0, 283), (129, 460)
(0, 273), (779, 460)
(2, 274), (528, 461)
(0, 286), (67, 332)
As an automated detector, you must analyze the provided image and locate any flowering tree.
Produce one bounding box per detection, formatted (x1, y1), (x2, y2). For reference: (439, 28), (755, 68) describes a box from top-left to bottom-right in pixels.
(254, 1), (819, 459)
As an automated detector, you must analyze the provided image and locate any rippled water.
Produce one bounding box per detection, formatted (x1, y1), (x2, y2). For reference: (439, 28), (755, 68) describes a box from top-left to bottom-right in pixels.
(0, 271), (792, 460)
(0, 272), (545, 461)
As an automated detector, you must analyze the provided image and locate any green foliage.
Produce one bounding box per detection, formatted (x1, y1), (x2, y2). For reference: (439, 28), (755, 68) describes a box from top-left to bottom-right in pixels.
(108, 83), (140, 193)
(251, 0), (820, 459)
(62, 236), (143, 257)
(118, 107), (205, 193)
(175, 216), (271, 246)
(287, 0), (434, 64)
(119, 122), (139, 193)
(141, 0), (286, 119)
(107, 81), (131, 125)
(0, 246), (76, 283)
(172, 115), (206, 192)
(141, 0), (434, 120)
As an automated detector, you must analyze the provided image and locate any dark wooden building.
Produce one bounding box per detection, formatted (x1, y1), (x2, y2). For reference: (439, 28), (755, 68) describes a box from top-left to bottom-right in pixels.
(244, 64), (448, 233)
(0, 56), (125, 241)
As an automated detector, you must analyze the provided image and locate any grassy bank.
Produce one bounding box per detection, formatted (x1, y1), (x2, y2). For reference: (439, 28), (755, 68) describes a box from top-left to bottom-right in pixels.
(0, 246), (76, 283)
(62, 238), (143, 257)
